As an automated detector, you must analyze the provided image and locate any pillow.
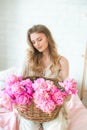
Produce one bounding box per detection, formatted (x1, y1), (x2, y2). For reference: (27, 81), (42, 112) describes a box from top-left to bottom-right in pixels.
(0, 67), (20, 90)
(0, 81), (6, 90)
(0, 67), (19, 81)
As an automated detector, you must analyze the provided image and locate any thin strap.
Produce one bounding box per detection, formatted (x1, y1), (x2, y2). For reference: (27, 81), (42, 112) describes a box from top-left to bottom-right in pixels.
(58, 55), (62, 63)
(58, 55), (62, 78)
(58, 55), (62, 70)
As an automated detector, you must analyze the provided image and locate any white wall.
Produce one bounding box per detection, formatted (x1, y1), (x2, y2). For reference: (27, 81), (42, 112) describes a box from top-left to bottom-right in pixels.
(0, 0), (87, 91)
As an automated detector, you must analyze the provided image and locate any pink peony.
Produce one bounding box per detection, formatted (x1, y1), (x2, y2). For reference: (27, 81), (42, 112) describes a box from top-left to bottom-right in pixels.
(0, 75), (33, 110)
(5, 74), (20, 86)
(16, 93), (32, 105)
(58, 78), (77, 94)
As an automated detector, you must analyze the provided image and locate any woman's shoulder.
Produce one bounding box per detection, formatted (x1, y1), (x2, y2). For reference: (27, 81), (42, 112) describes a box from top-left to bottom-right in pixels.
(57, 55), (69, 80)
(58, 55), (69, 66)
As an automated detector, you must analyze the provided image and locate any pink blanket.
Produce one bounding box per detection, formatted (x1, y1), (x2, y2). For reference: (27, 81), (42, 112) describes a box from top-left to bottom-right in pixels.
(0, 108), (19, 130)
(0, 94), (87, 130)
(67, 94), (87, 130)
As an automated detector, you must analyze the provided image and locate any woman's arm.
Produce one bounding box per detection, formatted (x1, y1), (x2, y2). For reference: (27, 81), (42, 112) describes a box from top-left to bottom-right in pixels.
(59, 56), (69, 81)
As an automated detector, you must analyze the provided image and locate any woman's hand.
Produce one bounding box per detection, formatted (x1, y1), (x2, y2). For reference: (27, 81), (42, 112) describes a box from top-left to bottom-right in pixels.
(14, 104), (28, 113)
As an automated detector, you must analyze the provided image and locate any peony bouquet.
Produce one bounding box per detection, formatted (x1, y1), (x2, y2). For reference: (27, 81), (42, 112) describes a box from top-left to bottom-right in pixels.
(32, 78), (77, 113)
(0, 75), (77, 113)
(0, 75), (33, 110)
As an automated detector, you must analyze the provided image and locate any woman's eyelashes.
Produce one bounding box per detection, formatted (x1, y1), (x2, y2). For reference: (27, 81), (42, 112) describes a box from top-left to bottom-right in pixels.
(38, 38), (42, 42)
(32, 38), (42, 45)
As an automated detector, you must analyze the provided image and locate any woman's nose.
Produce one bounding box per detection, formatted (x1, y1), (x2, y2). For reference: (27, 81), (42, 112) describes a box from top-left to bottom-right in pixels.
(36, 41), (39, 46)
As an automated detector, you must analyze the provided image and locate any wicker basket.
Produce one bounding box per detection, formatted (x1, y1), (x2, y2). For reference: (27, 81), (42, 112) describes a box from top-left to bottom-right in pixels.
(18, 102), (61, 123)
(17, 76), (64, 123)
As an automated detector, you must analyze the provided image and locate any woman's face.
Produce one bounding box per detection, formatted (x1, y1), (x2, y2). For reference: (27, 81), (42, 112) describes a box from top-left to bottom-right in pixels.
(30, 32), (49, 52)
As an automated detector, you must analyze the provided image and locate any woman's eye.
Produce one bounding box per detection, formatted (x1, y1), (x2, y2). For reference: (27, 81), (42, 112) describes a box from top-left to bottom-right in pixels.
(38, 39), (42, 41)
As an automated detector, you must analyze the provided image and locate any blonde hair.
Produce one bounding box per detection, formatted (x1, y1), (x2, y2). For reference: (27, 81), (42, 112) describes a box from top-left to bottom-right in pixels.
(23, 24), (61, 77)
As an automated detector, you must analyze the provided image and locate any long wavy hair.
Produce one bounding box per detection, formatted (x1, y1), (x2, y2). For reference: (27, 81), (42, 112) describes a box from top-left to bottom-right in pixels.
(23, 24), (61, 77)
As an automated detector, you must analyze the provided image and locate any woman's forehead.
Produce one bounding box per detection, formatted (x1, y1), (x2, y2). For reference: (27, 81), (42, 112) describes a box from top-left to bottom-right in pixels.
(30, 32), (46, 40)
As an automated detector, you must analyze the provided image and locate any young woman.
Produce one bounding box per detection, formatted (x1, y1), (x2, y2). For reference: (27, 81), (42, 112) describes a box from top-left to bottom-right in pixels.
(17, 24), (69, 130)
(0, 24), (87, 130)
(17, 24), (87, 130)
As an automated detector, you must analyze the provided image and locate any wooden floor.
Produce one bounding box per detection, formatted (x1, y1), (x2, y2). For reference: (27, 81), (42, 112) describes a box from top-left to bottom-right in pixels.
(82, 92), (87, 108)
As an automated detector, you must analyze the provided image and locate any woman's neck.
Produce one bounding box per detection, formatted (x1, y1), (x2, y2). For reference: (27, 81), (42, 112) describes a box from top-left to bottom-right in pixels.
(42, 48), (50, 58)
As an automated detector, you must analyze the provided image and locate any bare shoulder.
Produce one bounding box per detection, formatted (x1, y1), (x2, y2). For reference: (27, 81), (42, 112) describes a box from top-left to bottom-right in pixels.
(59, 56), (69, 66)
(58, 56), (69, 80)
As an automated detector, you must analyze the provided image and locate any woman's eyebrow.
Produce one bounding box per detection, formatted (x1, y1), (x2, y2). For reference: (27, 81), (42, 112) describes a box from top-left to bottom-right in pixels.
(31, 36), (42, 42)
(37, 36), (42, 40)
